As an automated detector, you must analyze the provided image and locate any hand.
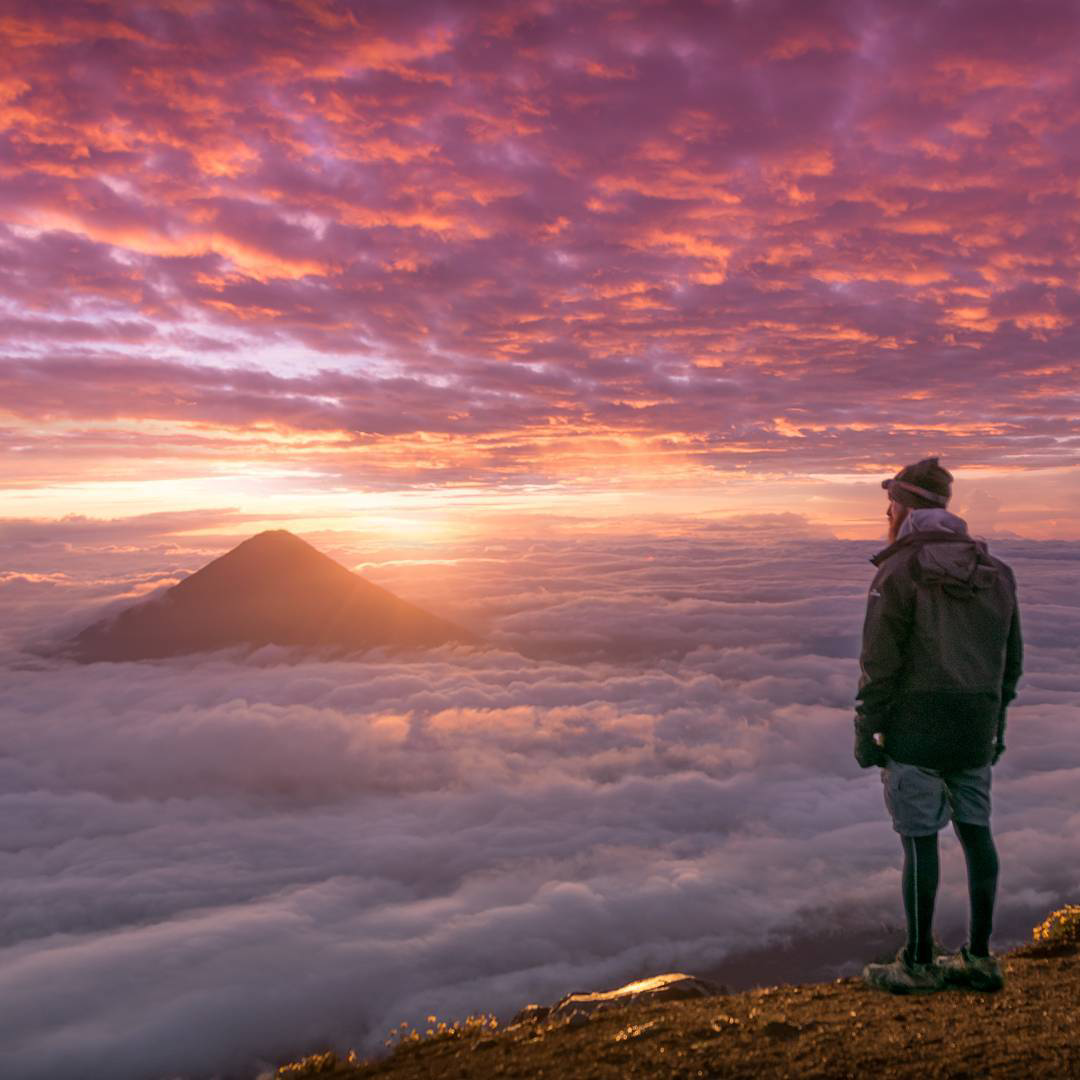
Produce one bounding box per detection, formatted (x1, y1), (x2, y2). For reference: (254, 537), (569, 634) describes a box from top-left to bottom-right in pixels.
(994, 707), (1007, 766)
(854, 731), (887, 769)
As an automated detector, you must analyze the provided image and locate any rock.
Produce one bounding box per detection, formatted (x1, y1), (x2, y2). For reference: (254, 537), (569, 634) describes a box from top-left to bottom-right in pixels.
(550, 972), (722, 1020)
(510, 1003), (550, 1025)
(762, 1019), (802, 1041)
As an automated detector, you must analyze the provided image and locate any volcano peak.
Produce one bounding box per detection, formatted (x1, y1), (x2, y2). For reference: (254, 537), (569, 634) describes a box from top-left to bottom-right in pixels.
(67, 531), (475, 662)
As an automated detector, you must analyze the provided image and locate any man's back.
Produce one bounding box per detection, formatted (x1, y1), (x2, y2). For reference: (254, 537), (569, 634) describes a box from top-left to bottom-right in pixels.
(857, 509), (1022, 771)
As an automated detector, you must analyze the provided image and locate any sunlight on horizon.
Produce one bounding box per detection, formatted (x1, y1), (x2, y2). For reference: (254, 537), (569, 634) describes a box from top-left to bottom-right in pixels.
(3, 462), (1076, 545)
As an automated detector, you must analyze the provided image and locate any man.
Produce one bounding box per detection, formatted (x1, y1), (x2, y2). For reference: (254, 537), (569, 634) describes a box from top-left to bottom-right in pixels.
(855, 458), (1022, 994)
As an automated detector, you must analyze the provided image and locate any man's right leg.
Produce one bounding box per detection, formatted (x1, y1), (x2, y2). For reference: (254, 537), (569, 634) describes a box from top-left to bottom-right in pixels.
(943, 765), (997, 958)
(954, 821), (998, 957)
(937, 763), (1004, 991)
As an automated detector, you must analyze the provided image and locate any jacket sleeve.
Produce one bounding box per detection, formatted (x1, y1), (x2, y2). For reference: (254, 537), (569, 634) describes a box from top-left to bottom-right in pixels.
(996, 588), (1023, 745)
(995, 574), (1023, 745)
(1001, 594), (1023, 708)
(855, 563), (914, 736)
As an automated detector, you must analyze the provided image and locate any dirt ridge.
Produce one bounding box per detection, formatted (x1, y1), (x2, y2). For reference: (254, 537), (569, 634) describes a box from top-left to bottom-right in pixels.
(275, 941), (1079, 1079)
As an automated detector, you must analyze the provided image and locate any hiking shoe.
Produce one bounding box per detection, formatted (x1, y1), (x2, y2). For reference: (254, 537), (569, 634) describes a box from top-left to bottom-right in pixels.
(862, 948), (945, 995)
(937, 946), (1005, 992)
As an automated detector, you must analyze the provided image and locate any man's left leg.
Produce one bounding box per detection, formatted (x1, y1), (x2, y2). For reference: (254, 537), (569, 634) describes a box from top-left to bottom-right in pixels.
(864, 760), (947, 992)
(901, 831), (941, 966)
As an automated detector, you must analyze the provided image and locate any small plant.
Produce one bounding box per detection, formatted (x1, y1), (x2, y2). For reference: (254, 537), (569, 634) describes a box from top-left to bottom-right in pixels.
(383, 1012), (499, 1054)
(275, 1049), (359, 1077)
(1033, 904), (1080, 946)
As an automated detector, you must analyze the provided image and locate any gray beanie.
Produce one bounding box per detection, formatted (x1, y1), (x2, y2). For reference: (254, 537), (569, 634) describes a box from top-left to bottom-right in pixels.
(881, 457), (953, 509)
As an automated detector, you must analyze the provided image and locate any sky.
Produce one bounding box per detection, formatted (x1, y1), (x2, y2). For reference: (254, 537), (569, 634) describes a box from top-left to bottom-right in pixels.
(2, 0), (1079, 539)
(1, 516), (1078, 1079)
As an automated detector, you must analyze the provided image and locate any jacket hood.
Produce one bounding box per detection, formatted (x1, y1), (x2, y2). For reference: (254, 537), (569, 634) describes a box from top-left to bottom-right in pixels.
(877, 508), (998, 597)
(897, 507), (969, 539)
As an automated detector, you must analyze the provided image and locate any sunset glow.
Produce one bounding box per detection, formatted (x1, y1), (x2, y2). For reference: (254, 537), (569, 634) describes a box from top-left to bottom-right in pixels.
(2, 0), (1078, 539)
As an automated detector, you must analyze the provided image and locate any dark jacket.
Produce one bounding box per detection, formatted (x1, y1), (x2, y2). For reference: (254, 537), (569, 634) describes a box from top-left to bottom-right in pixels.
(856, 514), (1022, 771)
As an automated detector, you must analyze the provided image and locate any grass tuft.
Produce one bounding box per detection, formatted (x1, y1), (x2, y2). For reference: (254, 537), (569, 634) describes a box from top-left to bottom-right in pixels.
(1033, 904), (1080, 946)
(383, 1012), (500, 1054)
(275, 1048), (360, 1077)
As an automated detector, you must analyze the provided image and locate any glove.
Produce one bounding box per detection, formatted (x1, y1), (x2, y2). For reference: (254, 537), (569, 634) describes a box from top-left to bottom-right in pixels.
(854, 730), (887, 769)
(993, 707), (1007, 765)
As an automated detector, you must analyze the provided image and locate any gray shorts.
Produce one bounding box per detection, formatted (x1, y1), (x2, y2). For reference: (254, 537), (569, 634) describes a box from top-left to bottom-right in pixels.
(881, 756), (992, 836)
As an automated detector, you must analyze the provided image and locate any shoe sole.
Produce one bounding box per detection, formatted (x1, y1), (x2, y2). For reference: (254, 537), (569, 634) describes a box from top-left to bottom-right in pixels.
(940, 970), (1004, 993)
(862, 974), (945, 995)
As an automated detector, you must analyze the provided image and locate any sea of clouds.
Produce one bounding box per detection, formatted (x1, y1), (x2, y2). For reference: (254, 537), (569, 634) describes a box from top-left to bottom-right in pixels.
(1, 513), (1077, 1079)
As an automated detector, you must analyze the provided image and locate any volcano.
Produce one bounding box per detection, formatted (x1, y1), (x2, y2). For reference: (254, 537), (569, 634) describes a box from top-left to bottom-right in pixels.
(66, 530), (476, 662)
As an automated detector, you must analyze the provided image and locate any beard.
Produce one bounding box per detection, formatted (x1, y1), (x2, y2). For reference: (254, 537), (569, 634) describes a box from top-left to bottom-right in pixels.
(887, 504), (908, 543)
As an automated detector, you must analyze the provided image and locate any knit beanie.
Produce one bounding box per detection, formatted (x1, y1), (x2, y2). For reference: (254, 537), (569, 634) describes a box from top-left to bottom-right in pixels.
(881, 457), (953, 509)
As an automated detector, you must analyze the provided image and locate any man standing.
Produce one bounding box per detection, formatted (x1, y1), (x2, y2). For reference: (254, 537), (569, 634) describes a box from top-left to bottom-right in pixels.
(855, 458), (1022, 994)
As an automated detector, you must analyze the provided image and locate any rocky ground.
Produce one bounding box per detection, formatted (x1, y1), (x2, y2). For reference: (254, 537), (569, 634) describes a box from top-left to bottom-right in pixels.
(275, 940), (1079, 1079)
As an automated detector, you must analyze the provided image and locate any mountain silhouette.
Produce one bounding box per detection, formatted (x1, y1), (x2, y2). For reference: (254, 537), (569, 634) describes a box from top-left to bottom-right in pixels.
(67, 530), (476, 662)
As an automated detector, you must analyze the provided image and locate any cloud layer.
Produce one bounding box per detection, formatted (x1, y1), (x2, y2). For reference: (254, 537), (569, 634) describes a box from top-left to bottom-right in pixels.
(2, 0), (1080, 513)
(1, 516), (1077, 1078)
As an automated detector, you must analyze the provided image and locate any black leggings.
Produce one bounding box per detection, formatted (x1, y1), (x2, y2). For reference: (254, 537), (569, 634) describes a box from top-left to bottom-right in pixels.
(901, 822), (999, 965)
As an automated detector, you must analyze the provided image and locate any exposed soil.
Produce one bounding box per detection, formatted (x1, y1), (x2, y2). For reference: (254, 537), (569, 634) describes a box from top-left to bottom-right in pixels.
(278, 942), (1079, 1079)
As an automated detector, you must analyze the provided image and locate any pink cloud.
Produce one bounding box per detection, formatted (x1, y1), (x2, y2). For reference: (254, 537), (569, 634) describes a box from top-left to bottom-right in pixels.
(1, 0), (1078, 496)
